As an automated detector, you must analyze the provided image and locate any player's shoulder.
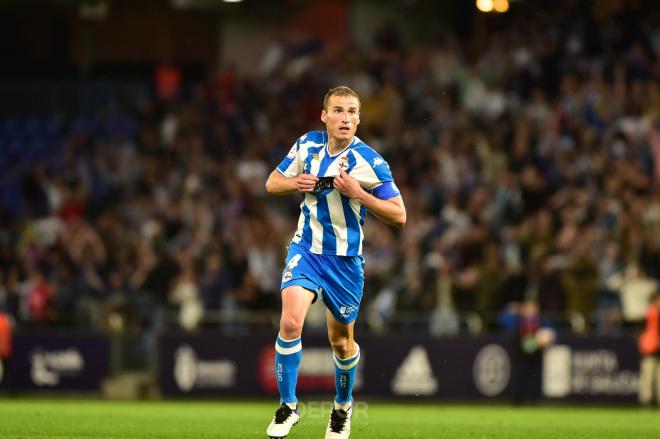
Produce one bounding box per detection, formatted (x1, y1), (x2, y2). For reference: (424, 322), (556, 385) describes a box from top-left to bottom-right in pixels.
(297, 131), (326, 148)
(350, 137), (387, 167)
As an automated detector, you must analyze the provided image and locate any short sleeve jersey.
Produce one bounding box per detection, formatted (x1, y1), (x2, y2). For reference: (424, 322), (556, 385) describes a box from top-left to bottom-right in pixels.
(276, 131), (400, 256)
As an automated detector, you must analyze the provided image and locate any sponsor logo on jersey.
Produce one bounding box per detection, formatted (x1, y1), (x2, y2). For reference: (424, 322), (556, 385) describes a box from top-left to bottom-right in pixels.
(373, 157), (385, 167)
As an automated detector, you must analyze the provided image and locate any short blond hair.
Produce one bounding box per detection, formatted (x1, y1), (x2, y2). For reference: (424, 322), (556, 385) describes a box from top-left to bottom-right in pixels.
(322, 86), (361, 110)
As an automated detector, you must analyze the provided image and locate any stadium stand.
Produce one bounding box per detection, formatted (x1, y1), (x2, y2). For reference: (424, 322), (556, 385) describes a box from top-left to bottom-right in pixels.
(0, 0), (659, 344)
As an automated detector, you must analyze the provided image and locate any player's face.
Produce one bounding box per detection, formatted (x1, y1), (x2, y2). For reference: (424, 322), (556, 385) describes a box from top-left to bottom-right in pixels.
(321, 95), (360, 142)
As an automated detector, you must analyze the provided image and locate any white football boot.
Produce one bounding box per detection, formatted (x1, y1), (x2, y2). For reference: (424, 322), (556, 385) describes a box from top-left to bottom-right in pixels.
(266, 403), (300, 438)
(324, 405), (352, 439)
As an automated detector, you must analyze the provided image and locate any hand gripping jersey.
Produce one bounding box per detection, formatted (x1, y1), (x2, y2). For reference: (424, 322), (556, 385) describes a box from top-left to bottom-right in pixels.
(276, 131), (400, 256)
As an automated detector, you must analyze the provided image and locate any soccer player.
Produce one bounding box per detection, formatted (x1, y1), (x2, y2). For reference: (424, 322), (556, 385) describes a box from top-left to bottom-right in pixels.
(265, 86), (406, 439)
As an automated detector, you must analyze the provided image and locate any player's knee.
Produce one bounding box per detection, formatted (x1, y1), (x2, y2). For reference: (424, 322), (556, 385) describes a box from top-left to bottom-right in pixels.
(280, 315), (304, 339)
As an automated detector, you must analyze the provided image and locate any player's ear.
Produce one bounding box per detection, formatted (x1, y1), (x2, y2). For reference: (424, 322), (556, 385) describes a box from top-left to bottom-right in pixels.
(321, 109), (327, 123)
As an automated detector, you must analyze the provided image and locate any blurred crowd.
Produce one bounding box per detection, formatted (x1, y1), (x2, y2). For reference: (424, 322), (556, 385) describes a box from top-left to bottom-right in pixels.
(1, 2), (659, 335)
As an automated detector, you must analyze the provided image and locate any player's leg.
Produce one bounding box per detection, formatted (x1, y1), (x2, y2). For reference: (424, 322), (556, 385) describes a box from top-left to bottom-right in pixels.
(267, 286), (314, 438)
(325, 311), (359, 439)
(317, 253), (363, 439)
(277, 285), (314, 405)
(328, 312), (359, 406)
(268, 245), (320, 438)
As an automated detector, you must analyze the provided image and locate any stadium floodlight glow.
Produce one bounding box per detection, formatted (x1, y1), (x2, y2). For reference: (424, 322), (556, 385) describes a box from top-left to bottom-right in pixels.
(476, 0), (493, 13)
(493, 0), (509, 12)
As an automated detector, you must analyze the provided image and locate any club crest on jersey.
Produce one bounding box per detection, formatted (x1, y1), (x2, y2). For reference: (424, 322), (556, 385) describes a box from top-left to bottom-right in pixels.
(312, 153), (319, 160)
(339, 156), (349, 170)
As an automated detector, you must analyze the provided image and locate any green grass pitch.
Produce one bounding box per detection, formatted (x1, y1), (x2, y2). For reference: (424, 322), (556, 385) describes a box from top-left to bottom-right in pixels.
(0, 399), (659, 438)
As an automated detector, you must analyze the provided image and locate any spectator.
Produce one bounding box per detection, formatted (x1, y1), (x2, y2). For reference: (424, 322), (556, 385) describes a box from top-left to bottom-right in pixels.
(638, 292), (660, 406)
(499, 299), (556, 404)
(0, 2), (658, 337)
(608, 263), (659, 324)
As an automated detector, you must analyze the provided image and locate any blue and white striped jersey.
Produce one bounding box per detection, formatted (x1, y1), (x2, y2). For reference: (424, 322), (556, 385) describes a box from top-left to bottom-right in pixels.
(276, 131), (400, 256)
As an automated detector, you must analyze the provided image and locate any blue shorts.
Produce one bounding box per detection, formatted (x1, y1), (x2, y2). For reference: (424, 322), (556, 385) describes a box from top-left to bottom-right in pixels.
(280, 243), (365, 324)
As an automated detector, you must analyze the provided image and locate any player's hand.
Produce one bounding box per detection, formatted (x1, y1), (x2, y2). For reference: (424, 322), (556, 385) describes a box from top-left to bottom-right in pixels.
(333, 168), (363, 198)
(296, 173), (319, 192)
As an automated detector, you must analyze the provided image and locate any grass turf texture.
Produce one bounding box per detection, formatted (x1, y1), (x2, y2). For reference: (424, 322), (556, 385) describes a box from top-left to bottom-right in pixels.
(0, 399), (659, 438)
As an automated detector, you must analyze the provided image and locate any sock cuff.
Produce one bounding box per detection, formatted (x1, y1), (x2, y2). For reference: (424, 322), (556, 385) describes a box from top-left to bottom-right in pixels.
(334, 400), (353, 410)
(277, 334), (301, 347)
(334, 343), (360, 370)
(276, 335), (302, 355)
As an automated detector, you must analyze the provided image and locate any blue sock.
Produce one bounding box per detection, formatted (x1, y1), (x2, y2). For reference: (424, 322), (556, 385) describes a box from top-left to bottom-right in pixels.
(275, 334), (302, 404)
(334, 343), (360, 405)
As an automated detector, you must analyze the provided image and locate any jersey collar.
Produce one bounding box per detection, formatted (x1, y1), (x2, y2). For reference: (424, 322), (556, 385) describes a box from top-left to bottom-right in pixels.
(325, 133), (358, 158)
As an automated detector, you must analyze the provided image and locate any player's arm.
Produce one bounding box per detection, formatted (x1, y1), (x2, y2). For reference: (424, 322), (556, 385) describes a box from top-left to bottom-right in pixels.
(359, 193), (406, 228)
(333, 168), (406, 228)
(265, 170), (319, 196)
